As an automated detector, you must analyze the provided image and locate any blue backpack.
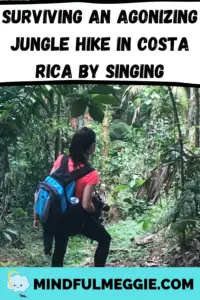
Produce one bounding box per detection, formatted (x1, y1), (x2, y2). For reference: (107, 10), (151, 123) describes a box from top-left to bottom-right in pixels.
(34, 154), (94, 224)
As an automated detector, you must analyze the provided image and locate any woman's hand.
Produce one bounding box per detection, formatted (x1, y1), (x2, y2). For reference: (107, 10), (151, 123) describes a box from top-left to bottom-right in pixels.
(34, 219), (39, 229)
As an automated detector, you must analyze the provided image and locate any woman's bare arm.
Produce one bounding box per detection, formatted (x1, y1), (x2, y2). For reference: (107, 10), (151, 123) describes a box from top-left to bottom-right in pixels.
(82, 184), (96, 212)
(50, 167), (57, 175)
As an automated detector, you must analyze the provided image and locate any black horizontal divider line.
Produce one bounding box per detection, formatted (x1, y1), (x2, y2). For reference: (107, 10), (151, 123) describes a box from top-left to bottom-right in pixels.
(0, 0), (200, 5)
(0, 80), (199, 87)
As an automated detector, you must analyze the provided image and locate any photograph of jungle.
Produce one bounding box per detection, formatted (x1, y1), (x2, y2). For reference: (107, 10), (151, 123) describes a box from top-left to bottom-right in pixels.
(1, 84), (200, 267)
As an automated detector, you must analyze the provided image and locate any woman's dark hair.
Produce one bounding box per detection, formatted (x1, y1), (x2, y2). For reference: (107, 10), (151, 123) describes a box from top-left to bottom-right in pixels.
(69, 127), (96, 166)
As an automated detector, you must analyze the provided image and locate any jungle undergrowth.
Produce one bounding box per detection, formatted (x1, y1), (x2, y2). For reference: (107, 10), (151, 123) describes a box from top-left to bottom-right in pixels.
(0, 198), (197, 267)
(0, 218), (150, 267)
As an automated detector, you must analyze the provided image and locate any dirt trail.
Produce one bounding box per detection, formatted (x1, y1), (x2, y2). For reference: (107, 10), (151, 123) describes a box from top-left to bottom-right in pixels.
(1, 224), (200, 267)
(82, 232), (200, 267)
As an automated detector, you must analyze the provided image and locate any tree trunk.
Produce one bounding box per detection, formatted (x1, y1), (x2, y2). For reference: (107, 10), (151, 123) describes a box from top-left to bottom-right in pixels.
(101, 108), (110, 157)
(187, 87), (196, 144)
(168, 86), (185, 246)
(55, 95), (61, 160)
(184, 87), (190, 138)
(195, 88), (200, 147)
(61, 138), (66, 154)
(0, 139), (10, 223)
(168, 86), (184, 188)
(77, 115), (85, 130)
(189, 87), (195, 127)
(44, 134), (51, 170)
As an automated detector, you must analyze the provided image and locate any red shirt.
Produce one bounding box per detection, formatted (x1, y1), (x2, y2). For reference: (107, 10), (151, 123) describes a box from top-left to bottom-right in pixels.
(52, 155), (99, 200)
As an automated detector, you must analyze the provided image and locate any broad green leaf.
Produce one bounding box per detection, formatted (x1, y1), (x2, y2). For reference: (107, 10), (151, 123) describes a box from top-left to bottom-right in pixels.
(6, 229), (18, 236)
(97, 103), (106, 111)
(92, 95), (117, 105)
(89, 85), (115, 95)
(114, 184), (129, 192)
(71, 98), (88, 118)
(91, 94), (98, 98)
(90, 102), (106, 111)
(0, 110), (9, 121)
(124, 198), (132, 204)
(1, 103), (13, 108)
(89, 105), (104, 123)
(137, 219), (144, 224)
(130, 180), (137, 188)
(145, 99), (152, 105)
(142, 220), (150, 231)
(135, 179), (145, 188)
(113, 86), (121, 90)
(3, 232), (12, 242)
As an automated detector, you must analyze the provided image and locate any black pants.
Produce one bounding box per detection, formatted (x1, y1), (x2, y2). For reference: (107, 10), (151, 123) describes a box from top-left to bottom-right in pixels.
(43, 214), (111, 267)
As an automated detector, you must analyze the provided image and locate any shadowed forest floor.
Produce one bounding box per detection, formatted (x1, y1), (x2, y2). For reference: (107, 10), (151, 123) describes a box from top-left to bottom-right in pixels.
(1, 219), (200, 267)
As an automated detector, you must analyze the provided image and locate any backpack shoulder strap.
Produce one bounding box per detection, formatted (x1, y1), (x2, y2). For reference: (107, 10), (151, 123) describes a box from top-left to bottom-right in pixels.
(60, 153), (69, 172)
(71, 165), (95, 181)
(59, 154), (95, 180)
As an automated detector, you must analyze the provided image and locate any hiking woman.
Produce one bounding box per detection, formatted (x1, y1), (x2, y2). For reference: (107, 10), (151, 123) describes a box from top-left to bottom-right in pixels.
(34, 127), (111, 267)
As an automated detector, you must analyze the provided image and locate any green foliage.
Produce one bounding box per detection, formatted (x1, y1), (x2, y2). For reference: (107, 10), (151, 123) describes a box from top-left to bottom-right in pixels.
(0, 219), (147, 267)
(70, 85), (117, 122)
(89, 84), (116, 95)
(162, 178), (200, 242)
(109, 121), (131, 141)
(111, 140), (126, 150)
(89, 103), (105, 123)
(92, 94), (117, 105)
(71, 97), (88, 118)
